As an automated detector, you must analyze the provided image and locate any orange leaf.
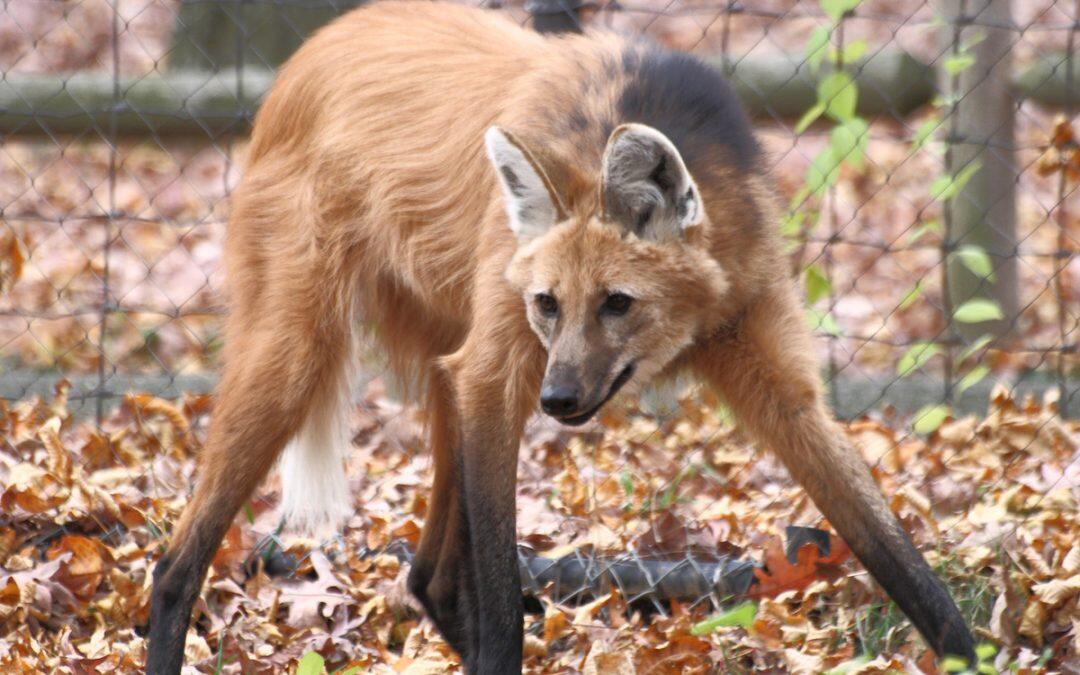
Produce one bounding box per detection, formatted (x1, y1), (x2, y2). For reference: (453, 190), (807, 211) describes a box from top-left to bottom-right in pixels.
(1, 463), (70, 514)
(1050, 115), (1075, 148)
(748, 534), (851, 598)
(0, 234), (24, 294)
(46, 535), (112, 603)
(543, 605), (571, 643)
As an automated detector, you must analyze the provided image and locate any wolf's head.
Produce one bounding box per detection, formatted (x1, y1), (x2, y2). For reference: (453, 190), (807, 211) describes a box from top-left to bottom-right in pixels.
(486, 124), (729, 425)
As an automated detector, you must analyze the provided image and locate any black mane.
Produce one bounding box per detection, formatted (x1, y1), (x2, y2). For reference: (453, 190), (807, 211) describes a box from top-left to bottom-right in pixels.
(616, 46), (760, 175)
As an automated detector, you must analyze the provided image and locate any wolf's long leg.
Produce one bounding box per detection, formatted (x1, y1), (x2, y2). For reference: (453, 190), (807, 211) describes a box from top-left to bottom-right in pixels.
(692, 284), (975, 661)
(147, 195), (358, 674)
(433, 294), (544, 674)
(408, 371), (474, 657)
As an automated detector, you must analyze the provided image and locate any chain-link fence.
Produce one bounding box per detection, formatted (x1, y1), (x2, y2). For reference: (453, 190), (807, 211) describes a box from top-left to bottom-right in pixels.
(1, 0), (1076, 420)
(0, 0), (1078, 671)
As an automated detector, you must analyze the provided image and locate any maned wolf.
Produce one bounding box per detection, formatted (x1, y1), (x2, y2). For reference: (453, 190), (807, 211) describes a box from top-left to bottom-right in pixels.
(147, 2), (976, 672)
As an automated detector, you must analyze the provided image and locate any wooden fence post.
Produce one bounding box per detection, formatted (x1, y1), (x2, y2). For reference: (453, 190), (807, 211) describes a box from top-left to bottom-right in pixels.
(938, 0), (1019, 342)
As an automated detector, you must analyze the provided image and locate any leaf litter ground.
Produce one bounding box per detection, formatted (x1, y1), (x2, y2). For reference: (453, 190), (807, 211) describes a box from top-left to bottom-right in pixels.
(0, 380), (1077, 673)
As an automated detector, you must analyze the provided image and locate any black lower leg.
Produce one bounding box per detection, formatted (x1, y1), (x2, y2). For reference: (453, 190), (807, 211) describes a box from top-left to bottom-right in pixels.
(462, 464), (522, 674)
(146, 523), (230, 674)
(409, 500), (475, 659)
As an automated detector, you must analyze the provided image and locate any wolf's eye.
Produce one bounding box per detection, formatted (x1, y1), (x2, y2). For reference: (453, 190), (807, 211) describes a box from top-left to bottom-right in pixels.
(602, 292), (633, 316)
(535, 293), (559, 317)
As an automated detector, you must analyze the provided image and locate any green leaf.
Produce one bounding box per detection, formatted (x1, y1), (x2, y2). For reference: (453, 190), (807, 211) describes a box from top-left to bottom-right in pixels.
(620, 471), (633, 497)
(975, 643), (997, 662)
(963, 33), (987, 51)
(955, 161), (982, 189)
(804, 264), (831, 304)
(898, 280), (924, 311)
(806, 147), (841, 196)
(824, 655), (872, 675)
(941, 655), (972, 673)
(929, 174), (953, 200)
(929, 15), (950, 30)
(690, 602), (758, 635)
(896, 341), (941, 377)
(943, 53), (976, 75)
(821, 0), (861, 21)
(658, 487), (675, 509)
(913, 404), (950, 435)
(908, 219), (941, 245)
(839, 39), (867, 64)
(930, 161), (982, 201)
(830, 118), (869, 169)
(333, 668), (360, 675)
(807, 308), (842, 336)
(817, 71), (858, 122)
(780, 210), (805, 238)
(795, 102), (826, 134)
(932, 91), (966, 109)
(958, 334), (993, 363)
(953, 298), (1004, 323)
(297, 652), (326, 675)
(789, 185), (812, 211)
(806, 25), (832, 71)
(713, 403), (734, 425)
(956, 365), (990, 395)
(829, 40), (868, 65)
(912, 117), (940, 150)
(952, 245), (996, 281)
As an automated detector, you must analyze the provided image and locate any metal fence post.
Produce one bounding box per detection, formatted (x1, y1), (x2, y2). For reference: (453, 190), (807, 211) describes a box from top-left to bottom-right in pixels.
(526, 0), (583, 34)
(939, 0), (1019, 343)
(1052, 0), (1078, 418)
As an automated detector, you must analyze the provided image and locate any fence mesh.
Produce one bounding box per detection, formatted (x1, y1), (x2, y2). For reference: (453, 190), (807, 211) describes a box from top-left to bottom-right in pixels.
(0, 0), (1077, 672)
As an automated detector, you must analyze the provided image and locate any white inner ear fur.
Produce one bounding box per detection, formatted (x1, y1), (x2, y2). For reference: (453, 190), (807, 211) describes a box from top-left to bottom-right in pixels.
(601, 123), (704, 239)
(485, 127), (562, 243)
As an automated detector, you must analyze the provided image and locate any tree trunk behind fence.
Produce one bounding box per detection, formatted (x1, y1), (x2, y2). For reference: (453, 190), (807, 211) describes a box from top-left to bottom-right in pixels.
(938, 0), (1019, 342)
(168, 0), (363, 71)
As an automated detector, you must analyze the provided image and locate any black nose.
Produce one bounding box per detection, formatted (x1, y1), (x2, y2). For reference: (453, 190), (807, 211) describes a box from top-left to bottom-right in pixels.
(540, 385), (580, 416)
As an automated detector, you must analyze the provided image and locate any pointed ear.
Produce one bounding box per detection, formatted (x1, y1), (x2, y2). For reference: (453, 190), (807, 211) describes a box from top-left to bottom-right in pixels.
(600, 123), (704, 241)
(485, 127), (567, 243)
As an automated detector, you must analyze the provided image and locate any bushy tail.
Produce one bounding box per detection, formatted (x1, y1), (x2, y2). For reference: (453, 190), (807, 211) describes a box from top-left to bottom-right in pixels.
(278, 353), (355, 535)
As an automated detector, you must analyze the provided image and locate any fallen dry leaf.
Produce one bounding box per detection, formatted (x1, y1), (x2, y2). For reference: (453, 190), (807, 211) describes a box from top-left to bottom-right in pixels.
(749, 534), (852, 598)
(46, 535), (113, 603)
(0, 325), (1075, 671)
